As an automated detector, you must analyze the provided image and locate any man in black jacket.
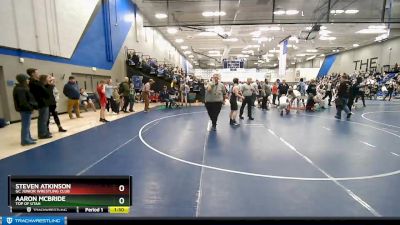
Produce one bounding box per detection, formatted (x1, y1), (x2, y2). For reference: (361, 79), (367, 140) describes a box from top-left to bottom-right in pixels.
(13, 74), (37, 145)
(278, 79), (289, 105)
(27, 68), (52, 139)
(335, 74), (352, 120)
(159, 86), (172, 108)
(46, 77), (67, 133)
(63, 76), (81, 119)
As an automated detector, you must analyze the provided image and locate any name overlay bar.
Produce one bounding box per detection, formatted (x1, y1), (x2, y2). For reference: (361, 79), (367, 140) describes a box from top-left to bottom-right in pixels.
(1, 216), (66, 225)
(9, 176), (132, 211)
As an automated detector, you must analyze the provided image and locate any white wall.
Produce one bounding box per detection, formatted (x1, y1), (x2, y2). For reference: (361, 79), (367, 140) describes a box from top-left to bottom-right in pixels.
(0, 0), (98, 58)
(0, 5), (187, 122)
(122, 13), (181, 66)
(295, 57), (323, 68)
(329, 37), (400, 74)
(294, 68), (320, 81)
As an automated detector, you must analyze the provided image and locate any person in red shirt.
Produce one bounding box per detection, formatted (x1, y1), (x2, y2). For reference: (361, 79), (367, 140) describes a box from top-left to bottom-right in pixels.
(97, 80), (109, 122)
(272, 82), (278, 105)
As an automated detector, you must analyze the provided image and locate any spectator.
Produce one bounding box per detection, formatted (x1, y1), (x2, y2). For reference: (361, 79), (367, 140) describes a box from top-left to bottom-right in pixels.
(229, 78), (244, 126)
(27, 68), (52, 139)
(63, 76), (81, 119)
(79, 88), (96, 112)
(261, 80), (271, 111)
(272, 82), (278, 105)
(278, 79), (289, 101)
(13, 74), (37, 145)
(306, 79), (317, 111)
(160, 85), (172, 108)
(239, 78), (256, 120)
(128, 83), (136, 112)
(112, 88), (121, 114)
(105, 79), (116, 114)
(142, 79), (155, 112)
(297, 78), (306, 107)
(97, 80), (109, 122)
(119, 77), (130, 113)
(45, 76), (67, 133)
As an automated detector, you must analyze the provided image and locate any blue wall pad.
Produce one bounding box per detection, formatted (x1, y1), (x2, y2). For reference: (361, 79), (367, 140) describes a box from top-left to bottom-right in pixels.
(317, 54), (337, 78)
(0, 0), (135, 70)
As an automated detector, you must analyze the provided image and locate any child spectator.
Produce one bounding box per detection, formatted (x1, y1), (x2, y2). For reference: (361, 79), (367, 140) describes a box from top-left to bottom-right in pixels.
(79, 88), (96, 112)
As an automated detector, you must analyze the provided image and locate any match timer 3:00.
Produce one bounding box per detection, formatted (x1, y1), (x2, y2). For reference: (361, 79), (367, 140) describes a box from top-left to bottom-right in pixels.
(8, 176), (132, 214)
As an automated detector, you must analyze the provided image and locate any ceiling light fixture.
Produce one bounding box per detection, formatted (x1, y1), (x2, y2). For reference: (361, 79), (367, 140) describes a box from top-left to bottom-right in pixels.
(167, 27), (178, 34)
(353, 44), (360, 47)
(296, 54), (306, 57)
(188, 55), (194, 58)
(369, 25), (386, 29)
(222, 38), (239, 42)
(260, 26), (281, 31)
(253, 37), (273, 42)
(330, 9), (344, 14)
(356, 29), (387, 34)
(319, 30), (332, 36)
(155, 13), (168, 19)
(319, 36), (336, 40)
(306, 49), (318, 53)
(306, 55), (316, 61)
(273, 10), (286, 15)
(245, 45), (260, 49)
(184, 51), (192, 54)
(181, 46), (189, 50)
(202, 11), (226, 17)
(345, 9), (359, 14)
(250, 30), (262, 37)
(198, 32), (218, 36)
(286, 10), (299, 15)
(175, 39), (184, 43)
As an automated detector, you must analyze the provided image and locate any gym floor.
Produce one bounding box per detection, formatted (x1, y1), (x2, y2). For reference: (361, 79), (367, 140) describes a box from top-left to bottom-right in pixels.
(0, 100), (399, 217)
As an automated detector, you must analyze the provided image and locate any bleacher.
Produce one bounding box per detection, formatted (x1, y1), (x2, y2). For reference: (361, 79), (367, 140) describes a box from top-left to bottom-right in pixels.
(125, 49), (204, 103)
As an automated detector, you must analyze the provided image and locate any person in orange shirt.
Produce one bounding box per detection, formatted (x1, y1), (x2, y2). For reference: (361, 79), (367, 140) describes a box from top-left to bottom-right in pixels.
(272, 82), (278, 105)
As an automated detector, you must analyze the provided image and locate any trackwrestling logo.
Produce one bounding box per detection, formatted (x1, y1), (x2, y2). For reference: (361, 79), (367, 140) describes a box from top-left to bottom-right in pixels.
(2, 216), (65, 225)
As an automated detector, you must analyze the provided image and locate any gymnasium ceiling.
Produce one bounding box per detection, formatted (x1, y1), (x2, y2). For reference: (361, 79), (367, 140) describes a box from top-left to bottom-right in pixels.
(133, 0), (400, 69)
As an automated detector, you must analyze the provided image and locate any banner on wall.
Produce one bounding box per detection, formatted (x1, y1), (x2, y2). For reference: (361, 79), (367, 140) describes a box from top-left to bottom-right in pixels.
(132, 76), (143, 90)
(279, 39), (288, 78)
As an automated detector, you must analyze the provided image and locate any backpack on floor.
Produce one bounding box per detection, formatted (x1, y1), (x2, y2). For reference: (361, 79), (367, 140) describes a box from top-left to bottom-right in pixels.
(0, 118), (8, 128)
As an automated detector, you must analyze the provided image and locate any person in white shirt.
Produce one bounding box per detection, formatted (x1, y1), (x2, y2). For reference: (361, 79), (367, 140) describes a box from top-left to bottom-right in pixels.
(278, 94), (290, 116)
(239, 78), (256, 120)
(142, 79), (155, 112)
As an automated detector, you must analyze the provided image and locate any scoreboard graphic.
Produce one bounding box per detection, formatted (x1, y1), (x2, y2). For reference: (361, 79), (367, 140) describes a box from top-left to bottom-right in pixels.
(8, 176), (131, 214)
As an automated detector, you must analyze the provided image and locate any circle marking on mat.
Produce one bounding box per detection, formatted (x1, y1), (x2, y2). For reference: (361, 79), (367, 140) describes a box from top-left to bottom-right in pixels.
(139, 111), (400, 181)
